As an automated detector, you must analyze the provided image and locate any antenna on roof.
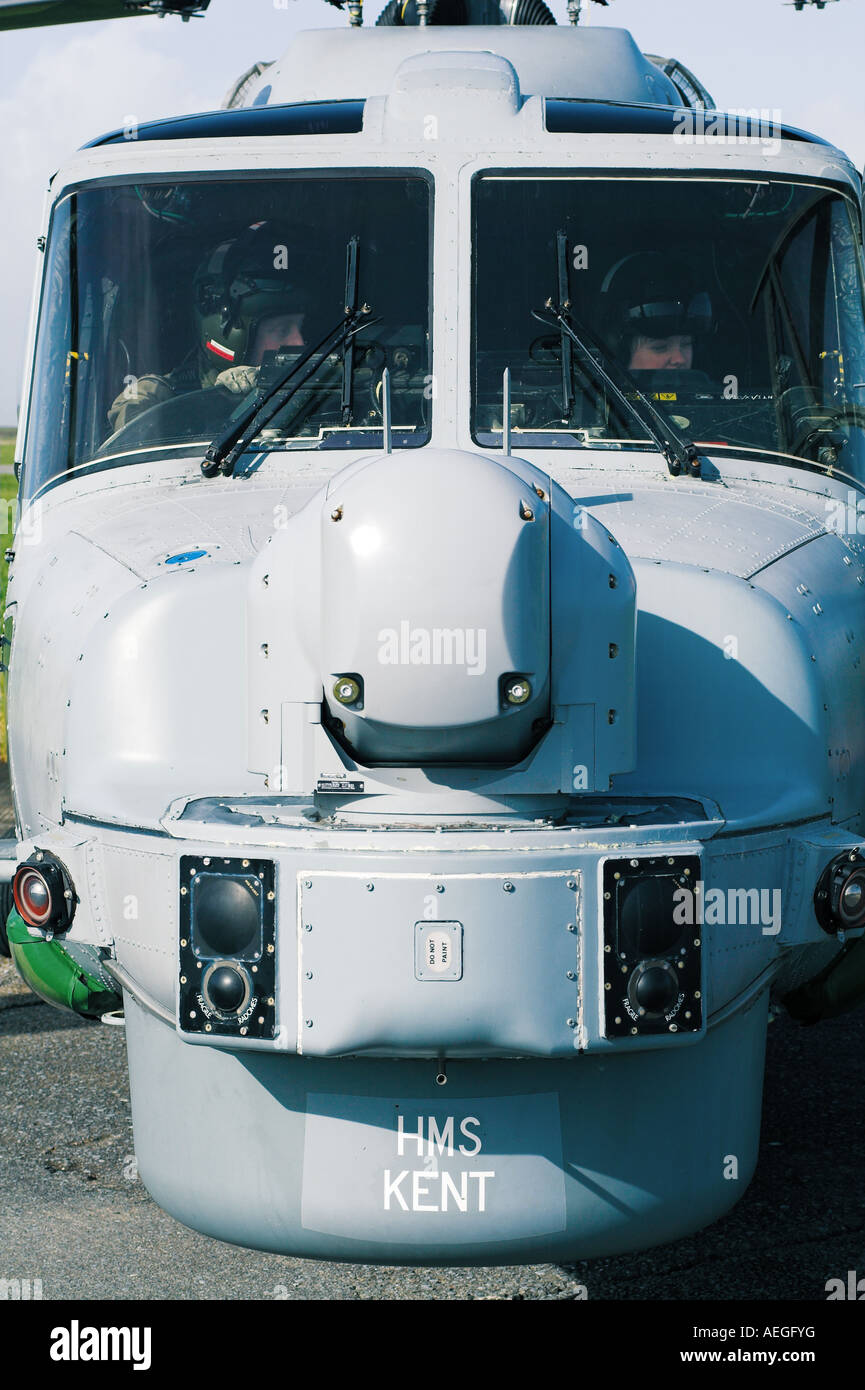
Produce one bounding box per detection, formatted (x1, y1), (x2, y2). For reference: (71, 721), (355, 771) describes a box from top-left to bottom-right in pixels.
(567, 0), (609, 24)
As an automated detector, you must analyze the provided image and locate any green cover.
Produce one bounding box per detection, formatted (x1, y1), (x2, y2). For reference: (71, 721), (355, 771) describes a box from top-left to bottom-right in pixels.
(6, 908), (122, 1018)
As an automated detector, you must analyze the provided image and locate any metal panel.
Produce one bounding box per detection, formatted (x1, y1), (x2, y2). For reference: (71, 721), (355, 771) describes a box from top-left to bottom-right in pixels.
(298, 869), (580, 1057)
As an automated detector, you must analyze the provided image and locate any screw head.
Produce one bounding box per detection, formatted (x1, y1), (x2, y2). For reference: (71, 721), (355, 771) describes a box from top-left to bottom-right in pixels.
(333, 676), (361, 705)
(305, 1019), (313, 1028)
(503, 881), (515, 892)
(566, 970), (576, 981)
(566, 1018), (577, 1028)
(503, 676), (532, 706)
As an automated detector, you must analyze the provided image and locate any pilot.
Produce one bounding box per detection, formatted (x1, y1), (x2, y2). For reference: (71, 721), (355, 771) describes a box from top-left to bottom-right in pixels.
(108, 220), (310, 432)
(599, 251), (713, 374)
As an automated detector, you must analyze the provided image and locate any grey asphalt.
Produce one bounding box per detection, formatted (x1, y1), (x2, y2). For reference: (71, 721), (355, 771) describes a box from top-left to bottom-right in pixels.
(1, 946), (863, 1301)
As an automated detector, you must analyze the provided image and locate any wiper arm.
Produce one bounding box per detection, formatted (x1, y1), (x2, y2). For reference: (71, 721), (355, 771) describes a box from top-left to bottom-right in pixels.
(201, 306), (377, 478)
(532, 300), (704, 478)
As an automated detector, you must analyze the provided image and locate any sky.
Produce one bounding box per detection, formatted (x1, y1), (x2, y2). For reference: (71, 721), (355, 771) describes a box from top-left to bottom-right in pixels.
(0, 0), (863, 424)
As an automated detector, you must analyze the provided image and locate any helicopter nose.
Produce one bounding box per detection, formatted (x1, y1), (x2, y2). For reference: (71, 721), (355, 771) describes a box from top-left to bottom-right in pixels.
(318, 448), (551, 765)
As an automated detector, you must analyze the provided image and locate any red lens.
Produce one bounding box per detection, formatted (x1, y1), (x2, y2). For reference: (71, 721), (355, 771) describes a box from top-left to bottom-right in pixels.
(13, 867), (53, 927)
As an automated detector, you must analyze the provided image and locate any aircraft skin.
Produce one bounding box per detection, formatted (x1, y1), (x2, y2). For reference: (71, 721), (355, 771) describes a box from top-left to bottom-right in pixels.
(5, 23), (865, 1262)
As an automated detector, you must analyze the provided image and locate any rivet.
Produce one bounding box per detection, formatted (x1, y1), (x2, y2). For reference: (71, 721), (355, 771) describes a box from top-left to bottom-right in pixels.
(567, 923), (577, 932)
(435, 884), (445, 893)
(669, 1023), (678, 1032)
(304, 879), (312, 889)
(566, 1018), (576, 1028)
(603, 944), (611, 953)
(306, 970), (313, 980)
(180, 886), (188, 896)
(267, 943), (276, 953)
(180, 975), (187, 984)
(566, 970), (576, 980)
(694, 990), (701, 999)
(304, 924), (312, 933)
(630, 1027), (638, 1035)
(366, 882), (375, 891)
(267, 997), (275, 1006)
(567, 880), (577, 890)
(242, 859), (249, 868)
(189, 1010), (196, 1019)
(205, 1023), (212, 1032)
(240, 1026), (248, 1035)
(267, 890), (275, 901)
(203, 857), (211, 866)
(180, 938), (187, 947)
(693, 938), (701, 947)
(604, 982), (611, 991)
(251, 965), (258, 973)
(503, 881), (515, 892)
(305, 1019), (313, 1028)
(257, 1016), (264, 1025)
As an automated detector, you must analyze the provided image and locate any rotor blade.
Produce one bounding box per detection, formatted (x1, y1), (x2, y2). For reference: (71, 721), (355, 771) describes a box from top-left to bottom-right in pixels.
(0, 0), (210, 30)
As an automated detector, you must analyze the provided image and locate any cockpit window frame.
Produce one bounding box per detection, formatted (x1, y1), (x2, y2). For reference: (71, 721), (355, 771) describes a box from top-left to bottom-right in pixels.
(21, 165), (436, 504)
(469, 167), (865, 484)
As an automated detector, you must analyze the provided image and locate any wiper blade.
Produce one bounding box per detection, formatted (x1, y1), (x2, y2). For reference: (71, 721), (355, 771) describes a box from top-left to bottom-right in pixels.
(532, 297), (704, 478)
(201, 306), (377, 478)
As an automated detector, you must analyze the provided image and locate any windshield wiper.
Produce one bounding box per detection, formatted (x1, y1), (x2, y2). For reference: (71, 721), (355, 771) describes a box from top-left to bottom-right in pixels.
(202, 235), (377, 479)
(200, 309), (376, 478)
(534, 241), (704, 477)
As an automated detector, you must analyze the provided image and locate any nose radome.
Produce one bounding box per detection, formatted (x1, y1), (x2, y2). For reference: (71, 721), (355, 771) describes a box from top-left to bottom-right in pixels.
(320, 448), (551, 764)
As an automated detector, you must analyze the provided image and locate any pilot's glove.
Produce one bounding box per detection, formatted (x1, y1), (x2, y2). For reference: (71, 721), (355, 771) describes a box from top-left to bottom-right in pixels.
(108, 374), (173, 432)
(214, 364), (261, 394)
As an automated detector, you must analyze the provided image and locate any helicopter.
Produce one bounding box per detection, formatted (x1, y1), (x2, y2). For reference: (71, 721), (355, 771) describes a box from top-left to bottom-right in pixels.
(1, 0), (865, 1266)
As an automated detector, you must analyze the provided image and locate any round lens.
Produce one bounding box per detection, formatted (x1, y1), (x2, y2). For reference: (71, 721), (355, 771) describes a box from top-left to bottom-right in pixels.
(633, 964), (678, 1015)
(839, 869), (865, 926)
(14, 868), (52, 926)
(204, 963), (250, 1016)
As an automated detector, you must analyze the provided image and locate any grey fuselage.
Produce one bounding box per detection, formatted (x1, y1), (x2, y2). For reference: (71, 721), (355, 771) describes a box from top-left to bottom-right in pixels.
(6, 25), (865, 1263)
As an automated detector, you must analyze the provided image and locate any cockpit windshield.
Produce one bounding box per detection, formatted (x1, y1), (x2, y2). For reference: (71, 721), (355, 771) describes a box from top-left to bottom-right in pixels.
(23, 174), (432, 499)
(472, 175), (865, 483)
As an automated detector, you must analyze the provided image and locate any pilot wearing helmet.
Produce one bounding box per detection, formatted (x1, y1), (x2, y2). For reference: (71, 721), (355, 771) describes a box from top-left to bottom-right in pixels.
(108, 220), (311, 432)
(599, 250), (713, 375)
